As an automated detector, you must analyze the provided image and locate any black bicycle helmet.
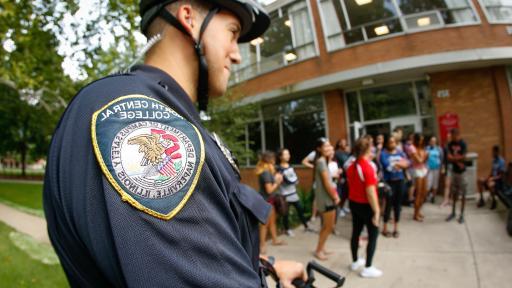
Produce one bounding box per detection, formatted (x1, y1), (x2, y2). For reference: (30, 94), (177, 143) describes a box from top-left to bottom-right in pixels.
(139, 0), (270, 113)
(140, 0), (270, 43)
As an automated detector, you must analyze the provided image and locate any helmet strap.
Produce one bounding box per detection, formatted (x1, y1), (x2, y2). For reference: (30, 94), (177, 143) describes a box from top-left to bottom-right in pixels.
(158, 6), (220, 113)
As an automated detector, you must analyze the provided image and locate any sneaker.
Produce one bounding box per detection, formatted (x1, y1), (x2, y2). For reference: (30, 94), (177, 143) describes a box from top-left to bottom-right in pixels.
(458, 215), (465, 224)
(350, 258), (366, 271)
(490, 201), (497, 210)
(477, 199), (485, 208)
(446, 213), (456, 222)
(286, 229), (295, 237)
(360, 266), (383, 278)
(342, 207), (350, 213)
(338, 210), (346, 218)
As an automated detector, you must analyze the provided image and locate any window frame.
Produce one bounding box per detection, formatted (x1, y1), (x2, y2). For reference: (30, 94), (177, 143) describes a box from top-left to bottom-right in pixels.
(477, 0), (512, 24)
(229, 0), (319, 85)
(317, 0), (482, 52)
(240, 94), (327, 167)
(345, 78), (436, 145)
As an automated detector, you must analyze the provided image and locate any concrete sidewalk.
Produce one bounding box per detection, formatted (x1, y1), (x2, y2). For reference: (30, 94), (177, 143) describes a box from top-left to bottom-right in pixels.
(0, 202), (49, 244)
(265, 200), (512, 288)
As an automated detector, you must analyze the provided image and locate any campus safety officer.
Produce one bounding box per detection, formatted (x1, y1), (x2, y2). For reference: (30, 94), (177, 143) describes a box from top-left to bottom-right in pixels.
(43, 0), (305, 287)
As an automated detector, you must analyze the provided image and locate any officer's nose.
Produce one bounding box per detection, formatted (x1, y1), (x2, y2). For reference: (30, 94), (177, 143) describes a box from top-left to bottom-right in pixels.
(230, 43), (241, 65)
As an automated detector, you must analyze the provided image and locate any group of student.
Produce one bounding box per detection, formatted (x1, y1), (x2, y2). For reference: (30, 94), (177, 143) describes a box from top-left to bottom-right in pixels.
(254, 126), (507, 279)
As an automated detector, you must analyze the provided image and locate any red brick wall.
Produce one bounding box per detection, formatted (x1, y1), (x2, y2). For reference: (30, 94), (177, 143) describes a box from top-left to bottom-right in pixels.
(231, 1), (512, 99)
(324, 90), (349, 144)
(430, 67), (505, 177)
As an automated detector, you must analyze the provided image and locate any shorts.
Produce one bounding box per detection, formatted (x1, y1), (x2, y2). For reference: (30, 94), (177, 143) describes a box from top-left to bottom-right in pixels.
(451, 173), (467, 197)
(414, 167), (428, 178)
(427, 169), (440, 190)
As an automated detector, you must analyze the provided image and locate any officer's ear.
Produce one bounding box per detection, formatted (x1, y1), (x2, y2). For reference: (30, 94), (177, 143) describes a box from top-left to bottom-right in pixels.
(175, 4), (199, 39)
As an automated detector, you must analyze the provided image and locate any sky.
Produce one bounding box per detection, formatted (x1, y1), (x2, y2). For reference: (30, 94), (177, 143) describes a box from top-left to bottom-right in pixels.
(57, 0), (146, 80)
(57, 0), (275, 80)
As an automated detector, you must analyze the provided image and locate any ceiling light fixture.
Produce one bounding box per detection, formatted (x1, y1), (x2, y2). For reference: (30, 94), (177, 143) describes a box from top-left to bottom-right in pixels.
(374, 25), (390, 36)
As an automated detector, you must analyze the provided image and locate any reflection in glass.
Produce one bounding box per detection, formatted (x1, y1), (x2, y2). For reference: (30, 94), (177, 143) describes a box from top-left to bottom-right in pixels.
(480, 0), (512, 22)
(365, 122), (391, 138)
(283, 112), (326, 164)
(360, 83), (417, 121)
(264, 118), (281, 153)
(248, 122), (262, 165)
(416, 80), (433, 116)
(231, 0), (316, 83)
(346, 91), (360, 123)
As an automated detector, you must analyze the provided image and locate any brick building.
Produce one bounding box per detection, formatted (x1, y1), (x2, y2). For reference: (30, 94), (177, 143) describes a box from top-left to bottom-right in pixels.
(228, 0), (512, 190)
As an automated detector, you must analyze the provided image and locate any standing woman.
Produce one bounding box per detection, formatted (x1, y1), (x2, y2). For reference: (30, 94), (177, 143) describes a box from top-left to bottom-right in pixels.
(277, 148), (310, 236)
(409, 133), (429, 221)
(256, 151), (285, 255)
(380, 135), (409, 238)
(426, 136), (443, 203)
(347, 137), (382, 278)
(313, 138), (340, 260)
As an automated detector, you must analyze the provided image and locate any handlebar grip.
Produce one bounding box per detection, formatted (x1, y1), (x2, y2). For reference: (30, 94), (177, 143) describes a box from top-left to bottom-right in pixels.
(308, 261), (345, 287)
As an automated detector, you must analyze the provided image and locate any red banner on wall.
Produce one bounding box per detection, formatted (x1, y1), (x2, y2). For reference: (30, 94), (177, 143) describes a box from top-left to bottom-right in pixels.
(438, 112), (459, 146)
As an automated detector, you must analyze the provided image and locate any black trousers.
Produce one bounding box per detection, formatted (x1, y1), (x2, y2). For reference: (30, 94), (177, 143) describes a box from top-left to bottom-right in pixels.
(349, 201), (379, 267)
(383, 179), (405, 223)
(283, 200), (308, 230)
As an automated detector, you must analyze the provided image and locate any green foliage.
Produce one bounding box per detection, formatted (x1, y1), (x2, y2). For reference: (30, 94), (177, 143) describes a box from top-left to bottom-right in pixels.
(0, 1), (78, 174)
(202, 92), (260, 164)
(0, 222), (68, 288)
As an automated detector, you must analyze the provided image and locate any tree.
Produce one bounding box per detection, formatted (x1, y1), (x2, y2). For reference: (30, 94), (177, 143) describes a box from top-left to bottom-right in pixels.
(202, 91), (259, 166)
(0, 0), (76, 176)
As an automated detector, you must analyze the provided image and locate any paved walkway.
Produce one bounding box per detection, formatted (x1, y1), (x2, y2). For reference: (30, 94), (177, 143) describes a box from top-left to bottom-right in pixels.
(0, 202), (50, 244)
(1, 193), (511, 287)
(265, 199), (512, 288)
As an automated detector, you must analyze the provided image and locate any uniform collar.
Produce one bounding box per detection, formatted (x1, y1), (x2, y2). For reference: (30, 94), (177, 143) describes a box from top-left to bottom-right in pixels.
(131, 64), (201, 123)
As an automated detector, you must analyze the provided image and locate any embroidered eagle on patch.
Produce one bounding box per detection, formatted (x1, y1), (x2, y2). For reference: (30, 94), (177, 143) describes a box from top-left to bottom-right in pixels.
(91, 95), (204, 220)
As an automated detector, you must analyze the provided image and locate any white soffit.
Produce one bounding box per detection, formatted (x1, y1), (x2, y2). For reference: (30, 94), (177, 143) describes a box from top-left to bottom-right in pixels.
(238, 47), (512, 105)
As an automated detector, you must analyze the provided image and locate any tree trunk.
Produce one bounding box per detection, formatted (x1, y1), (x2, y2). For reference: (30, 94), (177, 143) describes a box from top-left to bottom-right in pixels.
(20, 142), (27, 177)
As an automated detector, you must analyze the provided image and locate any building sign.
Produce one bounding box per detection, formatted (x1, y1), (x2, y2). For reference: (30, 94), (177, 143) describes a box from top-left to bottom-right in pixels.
(438, 112), (459, 146)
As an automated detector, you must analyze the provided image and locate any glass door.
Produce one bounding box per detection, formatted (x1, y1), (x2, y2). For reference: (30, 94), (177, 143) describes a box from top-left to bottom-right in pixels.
(391, 117), (420, 136)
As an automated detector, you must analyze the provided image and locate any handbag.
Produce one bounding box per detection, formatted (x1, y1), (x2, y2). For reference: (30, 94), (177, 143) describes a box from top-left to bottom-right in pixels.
(273, 194), (289, 216)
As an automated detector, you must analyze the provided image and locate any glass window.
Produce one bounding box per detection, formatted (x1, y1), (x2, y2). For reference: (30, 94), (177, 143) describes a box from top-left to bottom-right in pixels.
(345, 0), (400, 26)
(319, 0), (347, 50)
(253, 95), (326, 165)
(318, 0), (478, 50)
(231, 0), (317, 83)
(283, 111), (326, 164)
(398, 0), (477, 25)
(421, 117), (436, 138)
(416, 80), (433, 116)
(480, 0), (512, 22)
(360, 83), (417, 121)
(364, 122), (391, 137)
(264, 118), (281, 152)
(247, 121), (262, 165)
(345, 91), (360, 123)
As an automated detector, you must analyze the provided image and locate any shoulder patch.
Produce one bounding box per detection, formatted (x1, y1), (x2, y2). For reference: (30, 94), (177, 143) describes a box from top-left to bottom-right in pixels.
(91, 95), (204, 220)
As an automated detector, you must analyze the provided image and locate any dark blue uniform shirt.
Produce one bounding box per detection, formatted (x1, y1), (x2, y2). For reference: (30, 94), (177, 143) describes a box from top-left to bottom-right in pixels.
(43, 65), (271, 287)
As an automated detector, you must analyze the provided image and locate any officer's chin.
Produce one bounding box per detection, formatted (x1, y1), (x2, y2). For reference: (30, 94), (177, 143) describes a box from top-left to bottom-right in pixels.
(208, 85), (227, 98)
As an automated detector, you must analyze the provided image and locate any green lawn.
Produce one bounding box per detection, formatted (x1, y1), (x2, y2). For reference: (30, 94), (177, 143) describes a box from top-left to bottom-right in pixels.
(0, 182), (44, 211)
(0, 221), (68, 287)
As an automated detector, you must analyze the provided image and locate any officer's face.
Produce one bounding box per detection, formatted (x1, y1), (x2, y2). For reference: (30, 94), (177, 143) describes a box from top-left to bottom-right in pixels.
(202, 11), (242, 97)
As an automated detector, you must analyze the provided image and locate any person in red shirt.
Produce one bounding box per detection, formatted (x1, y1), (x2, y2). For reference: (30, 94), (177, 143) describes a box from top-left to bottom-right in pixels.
(346, 136), (383, 278)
